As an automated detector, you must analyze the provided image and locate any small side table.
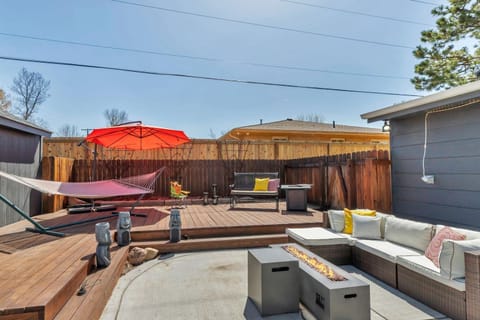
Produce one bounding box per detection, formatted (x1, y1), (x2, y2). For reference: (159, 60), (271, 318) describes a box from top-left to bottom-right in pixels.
(248, 248), (299, 316)
(281, 184), (312, 211)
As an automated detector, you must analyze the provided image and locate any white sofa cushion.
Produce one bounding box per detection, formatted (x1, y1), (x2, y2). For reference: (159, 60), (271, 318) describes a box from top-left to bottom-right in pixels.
(352, 214), (382, 239)
(376, 212), (394, 238)
(439, 238), (480, 279)
(436, 225), (480, 240)
(397, 255), (465, 291)
(355, 239), (422, 263)
(327, 210), (345, 232)
(385, 217), (434, 251)
(286, 227), (350, 246)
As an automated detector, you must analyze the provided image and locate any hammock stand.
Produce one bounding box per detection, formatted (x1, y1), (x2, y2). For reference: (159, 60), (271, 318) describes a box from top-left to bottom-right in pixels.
(0, 167), (165, 237)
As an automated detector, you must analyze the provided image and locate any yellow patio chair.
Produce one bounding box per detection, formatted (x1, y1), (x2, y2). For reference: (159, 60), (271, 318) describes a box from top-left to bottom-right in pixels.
(170, 181), (190, 208)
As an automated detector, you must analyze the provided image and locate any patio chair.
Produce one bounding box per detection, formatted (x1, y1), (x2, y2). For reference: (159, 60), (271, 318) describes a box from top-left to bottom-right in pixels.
(170, 181), (190, 208)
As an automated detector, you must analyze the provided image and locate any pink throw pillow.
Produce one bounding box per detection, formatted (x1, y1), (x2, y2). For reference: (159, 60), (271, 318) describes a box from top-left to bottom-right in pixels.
(425, 227), (466, 267)
(268, 178), (280, 191)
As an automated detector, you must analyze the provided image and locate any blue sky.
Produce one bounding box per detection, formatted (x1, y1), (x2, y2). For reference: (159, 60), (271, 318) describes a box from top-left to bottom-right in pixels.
(0, 0), (442, 138)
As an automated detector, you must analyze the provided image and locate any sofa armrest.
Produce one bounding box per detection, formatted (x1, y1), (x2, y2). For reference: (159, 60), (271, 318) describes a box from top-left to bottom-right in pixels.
(465, 250), (480, 320)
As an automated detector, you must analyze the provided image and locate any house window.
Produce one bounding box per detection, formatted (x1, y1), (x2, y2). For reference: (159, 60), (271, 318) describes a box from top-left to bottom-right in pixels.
(330, 138), (345, 143)
(272, 136), (288, 142)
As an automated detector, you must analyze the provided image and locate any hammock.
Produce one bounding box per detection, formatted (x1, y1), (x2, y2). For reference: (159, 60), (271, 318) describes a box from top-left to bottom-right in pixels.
(0, 167), (165, 237)
(0, 170), (161, 199)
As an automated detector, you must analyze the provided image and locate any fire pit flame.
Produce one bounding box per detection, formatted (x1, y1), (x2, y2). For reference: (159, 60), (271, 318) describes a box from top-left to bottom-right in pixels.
(283, 245), (346, 281)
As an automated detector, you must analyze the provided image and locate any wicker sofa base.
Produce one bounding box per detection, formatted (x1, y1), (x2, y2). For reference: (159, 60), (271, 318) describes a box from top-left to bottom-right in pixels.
(352, 247), (397, 288)
(397, 264), (466, 320)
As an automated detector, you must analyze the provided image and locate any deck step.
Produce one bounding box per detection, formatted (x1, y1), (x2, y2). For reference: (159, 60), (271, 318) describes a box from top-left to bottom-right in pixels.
(130, 223), (321, 242)
(53, 246), (129, 320)
(132, 233), (289, 253)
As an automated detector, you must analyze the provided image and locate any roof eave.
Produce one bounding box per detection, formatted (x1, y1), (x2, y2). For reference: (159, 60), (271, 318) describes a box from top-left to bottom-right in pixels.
(361, 80), (480, 123)
(0, 117), (52, 137)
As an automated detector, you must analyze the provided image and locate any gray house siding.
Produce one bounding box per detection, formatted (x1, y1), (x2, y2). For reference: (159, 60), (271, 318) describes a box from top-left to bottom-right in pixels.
(390, 102), (480, 229)
(0, 126), (43, 227)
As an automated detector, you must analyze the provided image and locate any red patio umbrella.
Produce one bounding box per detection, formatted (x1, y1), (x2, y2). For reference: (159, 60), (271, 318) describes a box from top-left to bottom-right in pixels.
(86, 121), (190, 150)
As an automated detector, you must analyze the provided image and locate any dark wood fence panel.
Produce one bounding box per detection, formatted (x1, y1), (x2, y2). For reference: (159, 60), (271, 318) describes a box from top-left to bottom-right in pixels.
(285, 150), (391, 212)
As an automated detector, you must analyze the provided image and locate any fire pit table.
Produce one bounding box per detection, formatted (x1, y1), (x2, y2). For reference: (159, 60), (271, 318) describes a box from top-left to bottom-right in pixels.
(281, 184), (312, 211)
(272, 243), (370, 320)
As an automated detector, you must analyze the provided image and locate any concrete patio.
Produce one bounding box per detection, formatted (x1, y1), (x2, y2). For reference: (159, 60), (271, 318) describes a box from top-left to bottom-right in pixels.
(101, 249), (449, 320)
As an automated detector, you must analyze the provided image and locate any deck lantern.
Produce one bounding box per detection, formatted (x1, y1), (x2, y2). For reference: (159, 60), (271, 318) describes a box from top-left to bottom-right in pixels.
(212, 183), (219, 205)
(203, 192), (209, 205)
(116, 212), (131, 246)
(95, 222), (112, 268)
(169, 209), (182, 242)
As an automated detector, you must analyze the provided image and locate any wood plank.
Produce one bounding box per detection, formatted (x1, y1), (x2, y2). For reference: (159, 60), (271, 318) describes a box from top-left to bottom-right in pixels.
(54, 246), (129, 320)
(135, 234), (289, 253)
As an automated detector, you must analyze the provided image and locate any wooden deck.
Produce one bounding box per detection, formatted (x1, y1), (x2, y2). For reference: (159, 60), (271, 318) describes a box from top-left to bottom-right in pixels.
(0, 200), (324, 320)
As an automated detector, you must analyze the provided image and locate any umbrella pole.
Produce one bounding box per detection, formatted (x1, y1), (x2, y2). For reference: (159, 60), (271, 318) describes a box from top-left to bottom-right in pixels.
(92, 144), (98, 181)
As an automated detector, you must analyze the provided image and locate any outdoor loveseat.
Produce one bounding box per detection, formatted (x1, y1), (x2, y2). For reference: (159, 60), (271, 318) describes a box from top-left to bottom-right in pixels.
(229, 172), (280, 211)
(286, 210), (480, 320)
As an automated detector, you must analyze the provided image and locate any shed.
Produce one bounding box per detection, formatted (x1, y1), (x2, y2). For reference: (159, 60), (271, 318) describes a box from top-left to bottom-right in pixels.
(0, 110), (51, 227)
(361, 80), (480, 229)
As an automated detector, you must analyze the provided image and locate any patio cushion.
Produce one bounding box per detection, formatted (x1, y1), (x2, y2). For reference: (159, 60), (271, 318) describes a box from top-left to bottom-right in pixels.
(343, 209), (376, 234)
(267, 178), (280, 191)
(435, 225), (480, 240)
(286, 227), (349, 246)
(439, 238), (480, 279)
(355, 239), (422, 263)
(385, 217), (434, 251)
(253, 178), (269, 191)
(375, 212), (394, 239)
(397, 255), (465, 291)
(327, 210), (345, 232)
(352, 214), (382, 240)
(425, 227), (465, 267)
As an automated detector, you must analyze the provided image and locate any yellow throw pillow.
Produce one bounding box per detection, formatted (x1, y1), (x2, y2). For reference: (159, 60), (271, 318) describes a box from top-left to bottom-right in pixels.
(343, 208), (376, 234)
(253, 178), (269, 191)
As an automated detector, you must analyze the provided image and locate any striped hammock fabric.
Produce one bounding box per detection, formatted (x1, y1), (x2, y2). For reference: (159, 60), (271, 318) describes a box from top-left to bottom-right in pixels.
(0, 168), (164, 199)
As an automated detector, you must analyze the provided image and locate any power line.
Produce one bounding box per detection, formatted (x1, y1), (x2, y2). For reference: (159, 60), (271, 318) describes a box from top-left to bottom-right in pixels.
(111, 0), (415, 50)
(0, 32), (216, 62)
(0, 31), (411, 80)
(410, 0), (439, 5)
(0, 55), (422, 97)
(280, 0), (431, 26)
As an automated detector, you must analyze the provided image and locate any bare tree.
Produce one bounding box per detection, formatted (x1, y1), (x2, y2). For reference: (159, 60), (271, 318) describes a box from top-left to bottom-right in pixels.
(296, 113), (325, 123)
(104, 108), (128, 126)
(0, 89), (11, 112)
(57, 124), (80, 137)
(11, 68), (51, 120)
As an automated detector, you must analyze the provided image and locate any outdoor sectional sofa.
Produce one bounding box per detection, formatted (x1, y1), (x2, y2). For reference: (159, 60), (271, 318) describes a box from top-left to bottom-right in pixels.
(286, 210), (480, 320)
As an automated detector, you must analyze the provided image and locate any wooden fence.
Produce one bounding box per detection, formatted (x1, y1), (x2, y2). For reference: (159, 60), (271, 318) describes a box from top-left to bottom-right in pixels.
(285, 150), (391, 213)
(43, 149), (391, 213)
(43, 137), (389, 160)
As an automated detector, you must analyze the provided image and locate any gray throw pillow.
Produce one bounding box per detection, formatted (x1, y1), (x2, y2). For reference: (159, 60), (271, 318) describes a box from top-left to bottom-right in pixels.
(352, 214), (382, 239)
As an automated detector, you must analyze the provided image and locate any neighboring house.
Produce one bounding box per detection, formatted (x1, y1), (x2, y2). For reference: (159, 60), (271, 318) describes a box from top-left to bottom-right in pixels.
(221, 118), (388, 145)
(361, 80), (480, 229)
(0, 110), (51, 227)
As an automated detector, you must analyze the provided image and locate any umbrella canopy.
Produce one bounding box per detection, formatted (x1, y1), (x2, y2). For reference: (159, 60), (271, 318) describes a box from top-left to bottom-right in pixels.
(86, 122), (190, 150)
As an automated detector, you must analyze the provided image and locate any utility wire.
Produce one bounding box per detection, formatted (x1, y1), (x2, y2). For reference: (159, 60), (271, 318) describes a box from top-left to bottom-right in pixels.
(410, 0), (439, 5)
(0, 55), (422, 97)
(111, 0), (415, 50)
(0, 31), (410, 80)
(0, 32), (216, 62)
(280, 0), (431, 26)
